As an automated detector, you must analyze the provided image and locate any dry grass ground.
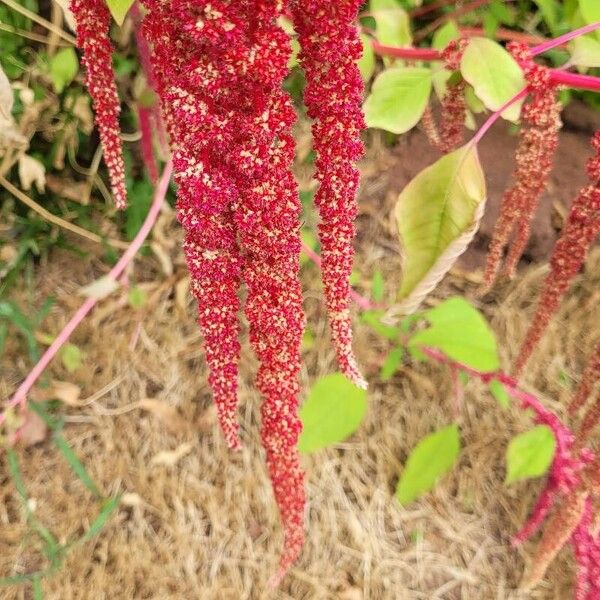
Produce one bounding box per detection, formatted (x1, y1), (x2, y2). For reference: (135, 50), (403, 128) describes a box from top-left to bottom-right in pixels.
(1, 121), (599, 599)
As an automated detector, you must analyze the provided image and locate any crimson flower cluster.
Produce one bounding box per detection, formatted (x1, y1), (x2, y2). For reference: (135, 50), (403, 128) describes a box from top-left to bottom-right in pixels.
(70, 0), (127, 209)
(515, 131), (600, 375)
(72, 0), (367, 583)
(481, 43), (562, 294)
(421, 39), (468, 153)
(292, 0), (367, 389)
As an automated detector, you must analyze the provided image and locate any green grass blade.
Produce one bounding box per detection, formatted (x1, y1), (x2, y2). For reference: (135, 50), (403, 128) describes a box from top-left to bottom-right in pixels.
(78, 496), (121, 544)
(32, 574), (43, 599)
(53, 433), (102, 498)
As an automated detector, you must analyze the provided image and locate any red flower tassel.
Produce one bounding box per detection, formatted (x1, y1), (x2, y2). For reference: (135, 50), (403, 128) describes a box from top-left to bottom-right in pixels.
(71, 0), (127, 209)
(481, 45), (561, 294)
(292, 0), (367, 389)
(141, 0), (244, 450)
(514, 131), (600, 376)
(230, 2), (306, 583)
(570, 344), (600, 414)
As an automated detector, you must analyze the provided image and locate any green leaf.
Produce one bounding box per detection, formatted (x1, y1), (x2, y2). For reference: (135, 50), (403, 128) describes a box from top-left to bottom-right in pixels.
(78, 496), (121, 544)
(299, 373), (367, 454)
(409, 297), (500, 372)
(54, 432), (102, 498)
(105, 0), (134, 25)
(579, 0), (600, 26)
(489, 379), (510, 408)
(360, 310), (400, 340)
(380, 347), (404, 381)
(506, 425), (556, 484)
(127, 286), (147, 310)
(534, 0), (560, 34)
(32, 574), (43, 600)
(371, 269), (384, 302)
(370, 0), (412, 47)
(569, 35), (600, 68)
(61, 343), (82, 372)
(460, 37), (525, 121)
(395, 145), (486, 312)
(364, 67), (432, 134)
(490, 0), (516, 25)
(49, 48), (77, 94)
(396, 424), (460, 505)
(358, 33), (376, 82)
(432, 20), (460, 50)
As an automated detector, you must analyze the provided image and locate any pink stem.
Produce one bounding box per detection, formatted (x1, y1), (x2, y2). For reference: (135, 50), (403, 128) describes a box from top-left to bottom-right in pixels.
(470, 87), (529, 146)
(0, 161), (174, 426)
(421, 347), (559, 420)
(371, 40), (441, 61)
(550, 69), (600, 92)
(301, 241), (374, 311)
(531, 22), (600, 56)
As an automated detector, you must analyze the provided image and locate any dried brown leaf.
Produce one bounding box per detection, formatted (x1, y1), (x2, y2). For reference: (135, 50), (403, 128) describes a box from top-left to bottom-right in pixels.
(150, 442), (193, 468)
(138, 398), (189, 434)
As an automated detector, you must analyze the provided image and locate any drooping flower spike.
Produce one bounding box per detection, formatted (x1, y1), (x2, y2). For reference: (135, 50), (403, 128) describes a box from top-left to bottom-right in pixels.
(141, 0), (244, 451)
(570, 344), (600, 414)
(229, 1), (306, 584)
(438, 40), (468, 153)
(420, 39), (467, 153)
(292, 0), (367, 389)
(514, 130), (600, 376)
(141, 0), (306, 581)
(71, 0), (127, 209)
(481, 43), (562, 294)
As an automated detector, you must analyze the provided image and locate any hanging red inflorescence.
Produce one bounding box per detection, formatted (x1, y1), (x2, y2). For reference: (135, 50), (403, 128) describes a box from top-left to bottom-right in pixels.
(141, 0), (307, 581)
(230, 1), (307, 585)
(71, 0), (127, 209)
(141, 0), (245, 451)
(438, 39), (468, 153)
(514, 130), (600, 376)
(481, 43), (562, 294)
(570, 344), (600, 415)
(292, 0), (367, 389)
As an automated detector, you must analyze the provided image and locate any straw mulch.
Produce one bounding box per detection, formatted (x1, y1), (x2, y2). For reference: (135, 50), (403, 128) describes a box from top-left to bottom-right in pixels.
(1, 124), (599, 599)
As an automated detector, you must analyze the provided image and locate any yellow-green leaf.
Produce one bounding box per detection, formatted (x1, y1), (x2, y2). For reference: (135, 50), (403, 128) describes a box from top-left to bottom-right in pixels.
(364, 67), (432, 134)
(299, 373), (367, 454)
(105, 0), (134, 25)
(569, 35), (600, 68)
(370, 0), (412, 47)
(358, 34), (376, 82)
(49, 47), (78, 93)
(460, 37), (525, 121)
(579, 0), (600, 26)
(432, 20), (460, 50)
(506, 426), (556, 484)
(395, 145), (486, 313)
(396, 424), (460, 505)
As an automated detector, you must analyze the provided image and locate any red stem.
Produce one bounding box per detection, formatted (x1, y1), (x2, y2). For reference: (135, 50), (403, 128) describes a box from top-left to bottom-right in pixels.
(531, 22), (600, 56)
(0, 161), (174, 426)
(549, 70), (600, 92)
(370, 43), (600, 94)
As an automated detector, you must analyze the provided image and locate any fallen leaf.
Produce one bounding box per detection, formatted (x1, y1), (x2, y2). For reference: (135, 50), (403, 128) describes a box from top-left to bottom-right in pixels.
(175, 276), (190, 314)
(30, 380), (82, 406)
(18, 155), (46, 193)
(150, 442), (193, 468)
(0, 64), (13, 121)
(138, 398), (189, 434)
(53, 0), (76, 31)
(18, 410), (48, 447)
(150, 242), (173, 276)
(121, 492), (144, 507)
(79, 275), (119, 300)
